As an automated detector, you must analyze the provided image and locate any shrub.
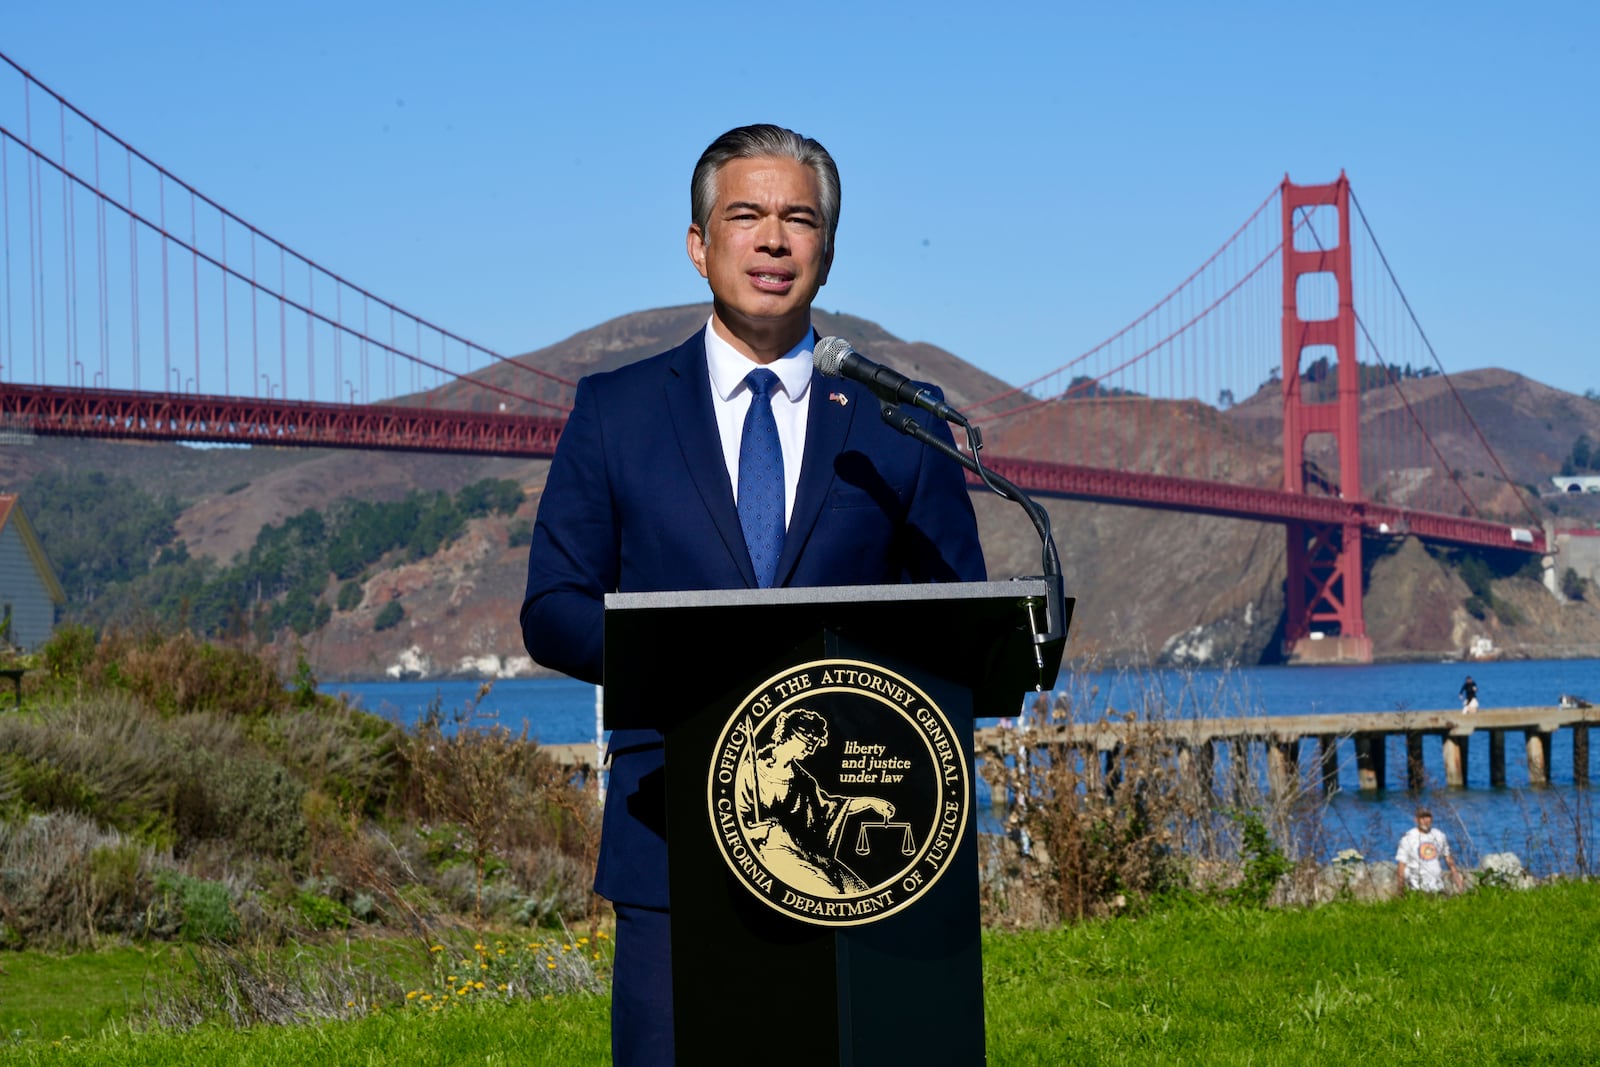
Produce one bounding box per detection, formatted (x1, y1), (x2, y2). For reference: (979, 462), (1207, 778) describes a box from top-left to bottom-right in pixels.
(374, 601), (404, 632)
(0, 812), (179, 947)
(1562, 567), (1589, 601)
(1224, 808), (1293, 907)
(398, 695), (600, 927)
(97, 629), (291, 717)
(982, 667), (1324, 925)
(155, 871), (241, 941)
(292, 888), (353, 931)
(198, 753), (309, 861)
(37, 623), (97, 686)
(336, 580), (365, 612)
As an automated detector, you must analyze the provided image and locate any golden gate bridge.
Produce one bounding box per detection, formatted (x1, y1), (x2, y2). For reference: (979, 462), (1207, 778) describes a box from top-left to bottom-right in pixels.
(0, 51), (1547, 664)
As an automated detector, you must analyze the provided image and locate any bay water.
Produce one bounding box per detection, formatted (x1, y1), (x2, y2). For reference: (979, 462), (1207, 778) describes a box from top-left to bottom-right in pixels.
(325, 657), (1600, 876)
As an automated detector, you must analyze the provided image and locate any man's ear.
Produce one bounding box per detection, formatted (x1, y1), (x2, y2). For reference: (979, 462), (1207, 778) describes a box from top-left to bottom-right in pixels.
(686, 224), (709, 280)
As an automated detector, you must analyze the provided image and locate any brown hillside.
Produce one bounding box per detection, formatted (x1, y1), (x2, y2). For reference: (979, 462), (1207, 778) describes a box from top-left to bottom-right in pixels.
(1229, 368), (1600, 521)
(413, 305), (1020, 416)
(9, 311), (1600, 678)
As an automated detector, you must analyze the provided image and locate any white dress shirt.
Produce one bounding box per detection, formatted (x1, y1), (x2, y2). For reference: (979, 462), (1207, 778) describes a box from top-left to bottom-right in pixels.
(704, 317), (812, 528)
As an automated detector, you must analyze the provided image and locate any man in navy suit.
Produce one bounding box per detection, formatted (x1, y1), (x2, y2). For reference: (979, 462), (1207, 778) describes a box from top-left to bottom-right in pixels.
(521, 124), (984, 1066)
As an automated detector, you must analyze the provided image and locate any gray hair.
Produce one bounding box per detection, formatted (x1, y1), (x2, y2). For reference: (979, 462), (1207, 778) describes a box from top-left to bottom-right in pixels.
(690, 124), (841, 254)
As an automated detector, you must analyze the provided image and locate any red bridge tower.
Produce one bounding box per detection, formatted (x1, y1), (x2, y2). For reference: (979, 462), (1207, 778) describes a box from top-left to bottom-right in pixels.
(1280, 175), (1372, 663)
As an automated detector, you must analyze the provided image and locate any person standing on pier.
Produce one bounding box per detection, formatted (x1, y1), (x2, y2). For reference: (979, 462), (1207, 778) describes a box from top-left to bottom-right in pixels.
(1396, 808), (1464, 894)
(1459, 675), (1479, 712)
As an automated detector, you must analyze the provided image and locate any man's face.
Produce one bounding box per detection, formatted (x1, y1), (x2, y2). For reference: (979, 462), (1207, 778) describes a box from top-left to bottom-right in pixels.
(1417, 815), (1433, 833)
(687, 155), (832, 350)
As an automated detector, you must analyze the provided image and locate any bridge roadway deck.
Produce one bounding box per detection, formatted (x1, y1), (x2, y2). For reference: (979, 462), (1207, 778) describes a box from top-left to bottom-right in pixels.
(976, 706), (1600, 752)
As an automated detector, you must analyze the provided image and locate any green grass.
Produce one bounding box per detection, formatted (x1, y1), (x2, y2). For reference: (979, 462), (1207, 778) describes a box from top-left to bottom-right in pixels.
(0, 998), (611, 1065)
(983, 881), (1600, 1065)
(0, 945), (192, 1043)
(4, 883), (1600, 1064)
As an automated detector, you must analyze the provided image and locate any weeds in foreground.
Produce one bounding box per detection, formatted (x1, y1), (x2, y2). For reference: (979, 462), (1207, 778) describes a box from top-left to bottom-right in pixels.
(982, 664), (1331, 924)
(134, 926), (613, 1033)
(1, 627), (601, 951)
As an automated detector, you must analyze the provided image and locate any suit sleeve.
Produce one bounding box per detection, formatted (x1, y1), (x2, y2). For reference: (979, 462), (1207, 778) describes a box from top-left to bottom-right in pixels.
(900, 397), (987, 584)
(521, 378), (614, 685)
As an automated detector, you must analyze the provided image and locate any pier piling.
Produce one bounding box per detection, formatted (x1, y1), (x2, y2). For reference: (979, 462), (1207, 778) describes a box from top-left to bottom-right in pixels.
(1405, 732), (1426, 790)
(1442, 734), (1466, 788)
(1526, 730), (1551, 786)
(1267, 738), (1299, 799)
(1317, 734), (1339, 794)
(1355, 733), (1387, 792)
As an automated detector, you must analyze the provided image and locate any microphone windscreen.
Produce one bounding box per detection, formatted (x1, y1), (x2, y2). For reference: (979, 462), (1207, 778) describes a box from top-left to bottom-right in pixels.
(814, 336), (853, 378)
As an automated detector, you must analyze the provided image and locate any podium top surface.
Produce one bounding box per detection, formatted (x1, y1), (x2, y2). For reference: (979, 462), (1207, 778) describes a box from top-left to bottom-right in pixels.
(604, 578), (1053, 613)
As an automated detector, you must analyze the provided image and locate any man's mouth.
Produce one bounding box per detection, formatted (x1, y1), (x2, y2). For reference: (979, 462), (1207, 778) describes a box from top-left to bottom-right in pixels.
(750, 271), (794, 292)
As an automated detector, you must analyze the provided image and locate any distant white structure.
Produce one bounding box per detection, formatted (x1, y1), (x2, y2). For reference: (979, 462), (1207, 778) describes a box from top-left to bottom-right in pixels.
(1551, 475), (1600, 494)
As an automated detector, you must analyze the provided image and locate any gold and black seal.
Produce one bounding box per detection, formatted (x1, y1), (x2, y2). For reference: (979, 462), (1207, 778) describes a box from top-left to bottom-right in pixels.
(706, 658), (970, 927)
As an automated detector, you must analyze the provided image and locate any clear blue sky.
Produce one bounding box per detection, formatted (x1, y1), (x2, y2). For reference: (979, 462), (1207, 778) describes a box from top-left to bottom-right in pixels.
(5, 1), (1596, 397)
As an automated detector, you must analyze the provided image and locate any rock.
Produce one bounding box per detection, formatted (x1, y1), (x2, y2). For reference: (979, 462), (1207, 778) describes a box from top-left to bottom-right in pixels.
(1477, 852), (1536, 889)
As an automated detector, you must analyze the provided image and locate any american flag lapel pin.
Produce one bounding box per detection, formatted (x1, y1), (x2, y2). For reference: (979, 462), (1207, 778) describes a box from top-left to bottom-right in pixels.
(829, 392), (849, 407)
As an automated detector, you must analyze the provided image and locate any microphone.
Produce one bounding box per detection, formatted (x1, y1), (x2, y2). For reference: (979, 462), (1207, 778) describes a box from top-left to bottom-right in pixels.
(814, 336), (968, 425)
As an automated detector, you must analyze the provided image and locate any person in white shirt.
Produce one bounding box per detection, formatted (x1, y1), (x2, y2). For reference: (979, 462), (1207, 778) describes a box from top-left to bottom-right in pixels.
(1396, 807), (1464, 894)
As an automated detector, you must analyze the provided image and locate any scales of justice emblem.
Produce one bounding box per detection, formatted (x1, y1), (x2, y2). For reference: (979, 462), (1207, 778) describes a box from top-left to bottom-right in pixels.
(706, 659), (971, 927)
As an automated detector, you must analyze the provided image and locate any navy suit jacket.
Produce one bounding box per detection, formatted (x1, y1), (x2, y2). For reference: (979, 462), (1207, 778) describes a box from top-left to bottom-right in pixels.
(521, 328), (985, 907)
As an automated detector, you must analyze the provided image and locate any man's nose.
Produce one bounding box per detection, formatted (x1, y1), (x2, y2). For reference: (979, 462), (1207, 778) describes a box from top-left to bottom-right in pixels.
(755, 215), (788, 254)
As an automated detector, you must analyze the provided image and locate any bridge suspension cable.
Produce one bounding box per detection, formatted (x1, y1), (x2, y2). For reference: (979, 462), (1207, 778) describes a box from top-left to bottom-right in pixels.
(0, 50), (574, 413)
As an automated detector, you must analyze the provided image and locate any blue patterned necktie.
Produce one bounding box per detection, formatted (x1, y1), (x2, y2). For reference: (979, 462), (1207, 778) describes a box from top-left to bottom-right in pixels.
(738, 368), (785, 588)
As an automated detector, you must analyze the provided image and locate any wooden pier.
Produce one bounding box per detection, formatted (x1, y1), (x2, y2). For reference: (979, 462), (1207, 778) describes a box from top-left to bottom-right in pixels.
(975, 706), (1600, 793)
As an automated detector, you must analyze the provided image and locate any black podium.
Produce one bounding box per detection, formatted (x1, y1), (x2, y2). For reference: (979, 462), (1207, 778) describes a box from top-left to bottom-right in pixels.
(603, 579), (1069, 1066)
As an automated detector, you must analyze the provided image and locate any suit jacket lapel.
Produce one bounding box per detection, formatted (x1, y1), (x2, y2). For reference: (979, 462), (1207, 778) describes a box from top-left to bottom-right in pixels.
(663, 331), (759, 587)
(775, 371), (857, 586)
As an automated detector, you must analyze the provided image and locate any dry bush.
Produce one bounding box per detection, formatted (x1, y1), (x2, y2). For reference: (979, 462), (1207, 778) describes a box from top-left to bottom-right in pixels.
(0, 695), (307, 860)
(397, 692), (600, 927)
(0, 812), (176, 946)
(6, 631), (602, 945)
(258, 705), (400, 815)
(39, 627), (292, 718)
(983, 666), (1327, 925)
